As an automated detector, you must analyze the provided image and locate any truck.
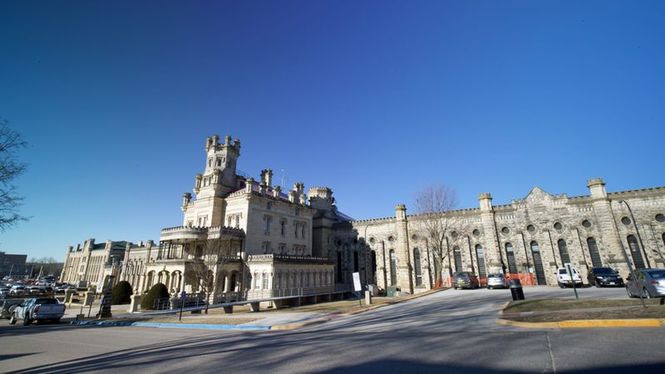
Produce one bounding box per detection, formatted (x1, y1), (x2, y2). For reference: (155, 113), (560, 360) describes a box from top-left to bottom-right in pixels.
(556, 266), (583, 288)
(9, 297), (66, 325)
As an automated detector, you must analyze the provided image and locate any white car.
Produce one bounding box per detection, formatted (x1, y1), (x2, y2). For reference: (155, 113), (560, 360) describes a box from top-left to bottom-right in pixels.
(557, 267), (582, 288)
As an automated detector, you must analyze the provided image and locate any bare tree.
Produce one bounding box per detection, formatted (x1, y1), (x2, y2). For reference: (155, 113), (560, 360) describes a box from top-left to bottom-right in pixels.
(413, 184), (458, 286)
(0, 119), (28, 231)
(191, 237), (230, 313)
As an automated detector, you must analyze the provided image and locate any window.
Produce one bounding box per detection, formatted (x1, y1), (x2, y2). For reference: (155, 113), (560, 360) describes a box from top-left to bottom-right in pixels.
(295, 208), (300, 216)
(216, 159), (222, 167)
(208, 158), (212, 167)
(582, 220), (592, 228)
(264, 215), (272, 235)
(453, 246), (462, 272)
(262, 273), (269, 289)
(621, 216), (631, 225)
(280, 219), (286, 236)
(557, 239), (570, 264)
(294, 222), (299, 238)
(389, 250), (397, 286)
(336, 252), (343, 282)
(627, 235), (646, 269)
(656, 214), (665, 223)
(254, 273), (260, 289)
(235, 215), (240, 228)
(527, 224), (536, 233)
(227, 216), (232, 227)
(553, 222), (563, 230)
(266, 201), (272, 210)
(472, 229), (481, 237)
(475, 245), (486, 278)
(505, 243), (517, 274)
(414, 248), (423, 286)
(301, 223), (306, 239)
(261, 241), (271, 253)
(278, 243), (286, 254)
(587, 237), (602, 267)
(501, 227), (510, 235)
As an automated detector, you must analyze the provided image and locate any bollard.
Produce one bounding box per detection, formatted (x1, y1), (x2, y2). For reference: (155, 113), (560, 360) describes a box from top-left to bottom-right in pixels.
(364, 290), (372, 305)
(509, 279), (525, 301)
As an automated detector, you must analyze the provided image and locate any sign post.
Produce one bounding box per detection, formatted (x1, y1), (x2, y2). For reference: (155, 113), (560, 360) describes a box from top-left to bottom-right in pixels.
(564, 262), (579, 300)
(352, 272), (362, 306)
(179, 290), (186, 321)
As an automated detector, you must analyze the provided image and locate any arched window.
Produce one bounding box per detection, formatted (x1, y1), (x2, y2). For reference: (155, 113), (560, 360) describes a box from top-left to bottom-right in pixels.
(557, 239), (571, 265)
(530, 241), (546, 285)
(453, 246), (462, 273)
(587, 237), (602, 267)
(370, 250), (377, 284)
(353, 251), (359, 272)
(389, 249), (397, 286)
(413, 248), (423, 286)
(627, 235), (646, 269)
(475, 244), (486, 278)
(505, 243), (518, 274)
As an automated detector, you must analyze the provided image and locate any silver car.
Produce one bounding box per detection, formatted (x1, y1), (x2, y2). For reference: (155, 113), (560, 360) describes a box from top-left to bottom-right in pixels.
(626, 269), (665, 298)
(486, 273), (509, 289)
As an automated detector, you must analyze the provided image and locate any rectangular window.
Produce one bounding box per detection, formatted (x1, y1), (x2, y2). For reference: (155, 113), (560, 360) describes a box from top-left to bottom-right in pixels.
(235, 215), (240, 228)
(279, 243), (286, 254)
(301, 224), (305, 239)
(264, 215), (272, 235)
(280, 219), (286, 236)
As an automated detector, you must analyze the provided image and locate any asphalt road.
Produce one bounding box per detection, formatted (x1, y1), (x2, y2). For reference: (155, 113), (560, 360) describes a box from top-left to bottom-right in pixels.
(2, 286), (664, 373)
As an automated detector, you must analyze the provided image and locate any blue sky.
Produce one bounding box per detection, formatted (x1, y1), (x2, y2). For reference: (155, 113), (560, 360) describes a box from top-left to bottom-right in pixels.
(1, 1), (664, 260)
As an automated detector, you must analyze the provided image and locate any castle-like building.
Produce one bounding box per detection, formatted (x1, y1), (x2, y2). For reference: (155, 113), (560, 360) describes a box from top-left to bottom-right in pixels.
(61, 135), (665, 302)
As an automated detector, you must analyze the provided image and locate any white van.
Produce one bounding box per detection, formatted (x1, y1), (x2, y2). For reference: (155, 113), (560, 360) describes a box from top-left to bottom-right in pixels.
(557, 267), (582, 288)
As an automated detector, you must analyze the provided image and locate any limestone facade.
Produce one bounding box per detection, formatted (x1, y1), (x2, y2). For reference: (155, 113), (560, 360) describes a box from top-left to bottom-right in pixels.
(350, 179), (665, 293)
(59, 134), (665, 301)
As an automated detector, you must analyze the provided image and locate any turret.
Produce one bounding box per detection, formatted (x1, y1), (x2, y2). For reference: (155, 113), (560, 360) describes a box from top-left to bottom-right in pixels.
(587, 178), (607, 199)
(478, 192), (493, 211)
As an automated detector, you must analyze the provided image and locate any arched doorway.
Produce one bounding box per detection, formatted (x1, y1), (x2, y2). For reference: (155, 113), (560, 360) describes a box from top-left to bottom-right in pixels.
(530, 241), (546, 285)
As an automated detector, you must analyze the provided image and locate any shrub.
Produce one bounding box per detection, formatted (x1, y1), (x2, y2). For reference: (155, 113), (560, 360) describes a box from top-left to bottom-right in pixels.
(111, 281), (133, 305)
(140, 283), (170, 310)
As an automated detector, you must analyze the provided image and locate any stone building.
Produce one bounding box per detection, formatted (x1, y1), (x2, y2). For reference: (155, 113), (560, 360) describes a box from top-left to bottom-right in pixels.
(60, 134), (665, 301)
(116, 135), (343, 302)
(60, 239), (126, 289)
(351, 179), (665, 294)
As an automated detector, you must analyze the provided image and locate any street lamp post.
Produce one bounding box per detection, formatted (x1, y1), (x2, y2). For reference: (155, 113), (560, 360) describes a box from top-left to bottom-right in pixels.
(619, 200), (652, 268)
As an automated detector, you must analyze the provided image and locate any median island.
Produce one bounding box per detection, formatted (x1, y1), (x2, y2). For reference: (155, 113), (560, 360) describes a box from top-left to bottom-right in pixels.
(502, 299), (665, 323)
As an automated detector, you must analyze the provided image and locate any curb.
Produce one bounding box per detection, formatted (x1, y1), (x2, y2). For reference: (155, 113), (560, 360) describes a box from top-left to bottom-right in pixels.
(497, 318), (665, 329)
(69, 320), (271, 331)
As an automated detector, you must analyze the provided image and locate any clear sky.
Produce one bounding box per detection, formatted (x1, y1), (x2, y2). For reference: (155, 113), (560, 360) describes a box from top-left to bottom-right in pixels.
(1, 1), (664, 261)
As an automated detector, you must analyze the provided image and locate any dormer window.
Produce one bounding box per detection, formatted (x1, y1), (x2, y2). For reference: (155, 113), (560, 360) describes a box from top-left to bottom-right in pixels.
(217, 159), (222, 167)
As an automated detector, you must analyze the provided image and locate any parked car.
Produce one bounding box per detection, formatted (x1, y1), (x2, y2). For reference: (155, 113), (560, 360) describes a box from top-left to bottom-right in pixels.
(625, 269), (665, 298)
(9, 297), (66, 325)
(486, 273), (509, 289)
(27, 286), (46, 295)
(54, 284), (72, 294)
(9, 285), (26, 296)
(452, 272), (480, 289)
(556, 267), (582, 288)
(587, 267), (624, 287)
(0, 287), (10, 296)
(1, 298), (24, 319)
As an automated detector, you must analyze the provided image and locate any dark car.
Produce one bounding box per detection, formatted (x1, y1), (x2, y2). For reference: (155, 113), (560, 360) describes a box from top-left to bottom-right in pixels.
(452, 272), (480, 290)
(587, 267), (624, 287)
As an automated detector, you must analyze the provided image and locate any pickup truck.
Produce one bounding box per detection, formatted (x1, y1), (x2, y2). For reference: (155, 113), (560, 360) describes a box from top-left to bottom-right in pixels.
(9, 297), (66, 325)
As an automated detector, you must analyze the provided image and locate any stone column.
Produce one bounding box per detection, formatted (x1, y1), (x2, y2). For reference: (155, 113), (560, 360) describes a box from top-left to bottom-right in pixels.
(478, 193), (502, 274)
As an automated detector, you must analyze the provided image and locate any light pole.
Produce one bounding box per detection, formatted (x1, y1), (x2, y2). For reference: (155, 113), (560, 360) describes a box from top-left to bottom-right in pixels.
(619, 200), (652, 268)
